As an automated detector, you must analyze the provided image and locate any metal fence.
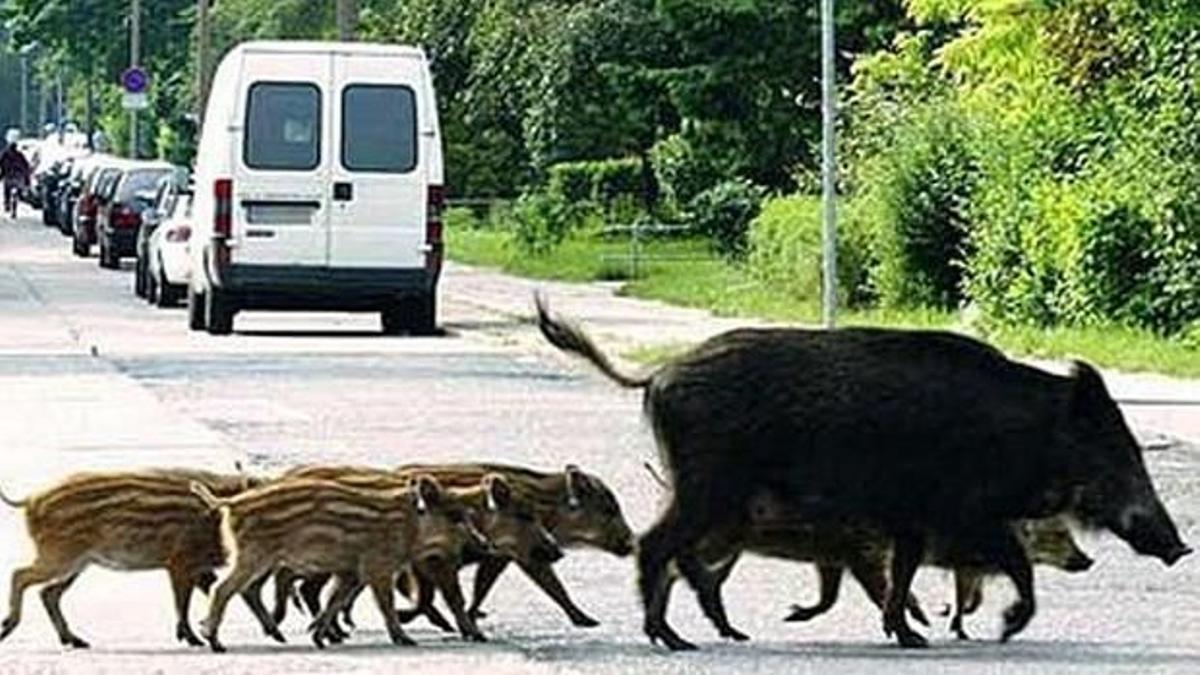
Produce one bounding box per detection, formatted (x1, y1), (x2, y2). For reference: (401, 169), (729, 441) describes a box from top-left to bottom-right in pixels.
(598, 221), (702, 279)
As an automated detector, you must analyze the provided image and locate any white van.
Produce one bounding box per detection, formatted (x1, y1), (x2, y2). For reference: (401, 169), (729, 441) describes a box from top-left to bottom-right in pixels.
(188, 41), (445, 335)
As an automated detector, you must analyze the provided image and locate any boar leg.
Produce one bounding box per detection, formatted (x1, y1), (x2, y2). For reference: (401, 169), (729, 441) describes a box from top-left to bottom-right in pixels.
(270, 568), (297, 627)
(365, 571), (415, 647)
(883, 531), (928, 648)
(202, 560), (270, 653)
(950, 569), (983, 640)
(422, 559), (486, 642)
(516, 560), (599, 628)
(785, 565), (843, 623)
(39, 572), (88, 648)
(987, 529), (1036, 642)
(239, 573), (286, 643)
(0, 557), (77, 645)
(167, 566), (205, 647)
(638, 502), (713, 651)
(310, 575), (359, 649)
(395, 568), (456, 633)
(466, 556), (509, 620)
(675, 550), (748, 641)
(835, 559), (930, 628)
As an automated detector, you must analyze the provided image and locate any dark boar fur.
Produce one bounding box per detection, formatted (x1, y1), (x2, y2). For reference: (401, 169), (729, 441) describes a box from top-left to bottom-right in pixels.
(536, 294), (1189, 650)
(0, 469), (266, 648)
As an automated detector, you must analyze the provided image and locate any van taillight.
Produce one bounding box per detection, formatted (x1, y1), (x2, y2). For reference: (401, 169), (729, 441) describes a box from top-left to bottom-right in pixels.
(214, 179), (233, 238)
(425, 185), (445, 276)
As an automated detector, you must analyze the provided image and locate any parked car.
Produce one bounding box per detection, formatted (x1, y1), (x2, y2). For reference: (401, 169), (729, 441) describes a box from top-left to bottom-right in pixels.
(96, 161), (175, 269)
(146, 189), (194, 307)
(73, 161), (124, 257)
(34, 142), (89, 227)
(136, 173), (189, 299)
(188, 40), (445, 335)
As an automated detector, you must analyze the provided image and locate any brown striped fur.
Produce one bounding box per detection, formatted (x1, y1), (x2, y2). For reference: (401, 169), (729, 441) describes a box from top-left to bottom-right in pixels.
(283, 462), (632, 629)
(195, 475), (484, 652)
(0, 469), (261, 648)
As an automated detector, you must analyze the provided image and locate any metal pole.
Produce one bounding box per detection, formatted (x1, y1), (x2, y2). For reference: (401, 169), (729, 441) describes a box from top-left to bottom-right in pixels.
(819, 0), (838, 329)
(19, 56), (28, 135)
(196, 0), (212, 120)
(130, 0), (141, 158)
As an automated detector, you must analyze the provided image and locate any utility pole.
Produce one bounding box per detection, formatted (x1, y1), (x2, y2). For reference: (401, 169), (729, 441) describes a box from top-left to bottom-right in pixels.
(19, 54), (28, 135)
(336, 0), (359, 41)
(130, 0), (141, 158)
(819, 0), (838, 329)
(196, 0), (212, 120)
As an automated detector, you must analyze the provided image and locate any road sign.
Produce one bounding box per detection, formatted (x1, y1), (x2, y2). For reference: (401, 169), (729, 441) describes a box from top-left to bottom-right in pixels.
(122, 92), (148, 110)
(121, 67), (149, 95)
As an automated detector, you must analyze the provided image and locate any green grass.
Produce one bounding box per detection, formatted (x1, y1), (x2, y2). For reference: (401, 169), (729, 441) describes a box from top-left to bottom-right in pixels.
(448, 229), (1200, 377)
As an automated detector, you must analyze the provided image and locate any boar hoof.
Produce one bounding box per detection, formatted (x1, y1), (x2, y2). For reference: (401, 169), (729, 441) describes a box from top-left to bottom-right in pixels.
(0, 617), (17, 641)
(784, 605), (823, 623)
(390, 632), (416, 647)
(1000, 601), (1034, 642)
(570, 613), (600, 628)
(206, 637), (226, 654)
(895, 629), (928, 649)
(266, 626), (287, 644)
(63, 635), (90, 649)
(720, 627), (750, 642)
(646, 622), (698, 651)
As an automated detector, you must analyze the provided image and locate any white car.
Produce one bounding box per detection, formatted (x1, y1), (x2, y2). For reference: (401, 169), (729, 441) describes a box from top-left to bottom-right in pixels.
(188, 40), (445, 335)
(147, 190), (194, 307)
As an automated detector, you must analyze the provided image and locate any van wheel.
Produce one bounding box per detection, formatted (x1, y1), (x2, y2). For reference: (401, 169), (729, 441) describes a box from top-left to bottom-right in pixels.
(157, 267), (181, 308)
(134, 258), (147, 298)
(72, 231), (88, 257)
(382, 292), (437, 336)
(206, 288), (236, 336)
(187, 287), (206, 331)
(98, 237), (119, 269)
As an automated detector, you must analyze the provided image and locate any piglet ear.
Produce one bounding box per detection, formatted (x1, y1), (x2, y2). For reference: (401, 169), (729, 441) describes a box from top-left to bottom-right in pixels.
(412, 475), (442, 513)
(484, 474), (512, 511)
(564, 465), (586, 508)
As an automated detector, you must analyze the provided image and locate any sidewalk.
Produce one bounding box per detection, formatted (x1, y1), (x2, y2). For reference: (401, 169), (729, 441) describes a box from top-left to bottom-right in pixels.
(443, 261), (1200, 446)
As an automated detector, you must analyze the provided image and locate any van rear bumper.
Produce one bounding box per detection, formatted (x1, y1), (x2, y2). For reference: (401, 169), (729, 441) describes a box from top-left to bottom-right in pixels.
(215, 264), (437, 311)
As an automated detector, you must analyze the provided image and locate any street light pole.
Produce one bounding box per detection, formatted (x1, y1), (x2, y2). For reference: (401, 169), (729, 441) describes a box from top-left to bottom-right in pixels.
(819, 0), (838, 329)
(130, 0), (141, 158)
(336, 0), (359, 41)
(19, 54), (28, 136)
(196, 0), (212, 121)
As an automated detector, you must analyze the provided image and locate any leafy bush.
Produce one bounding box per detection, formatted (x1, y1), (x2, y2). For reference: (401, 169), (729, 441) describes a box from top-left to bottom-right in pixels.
(747, 195), (873, 307)
(547, 157), (644, 207)
(686, 178), (765, 258)
(856, 103), (976, 309)
(651, 133), (731, 207)
(510, 191), (588, 255)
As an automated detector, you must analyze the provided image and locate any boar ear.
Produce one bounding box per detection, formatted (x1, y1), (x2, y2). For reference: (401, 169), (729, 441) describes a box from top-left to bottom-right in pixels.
(412, 475), (442, 513)
(1069, 361), (1117, 421)
(484, 474), (512, 511)
(564, 465), (587, 508)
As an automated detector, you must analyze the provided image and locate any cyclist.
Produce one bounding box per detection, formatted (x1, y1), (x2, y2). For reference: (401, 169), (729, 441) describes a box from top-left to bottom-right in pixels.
(1, 130), (32, 219)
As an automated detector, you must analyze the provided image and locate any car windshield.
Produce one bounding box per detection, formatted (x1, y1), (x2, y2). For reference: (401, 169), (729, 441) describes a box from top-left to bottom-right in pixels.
(118, 170), (171, 202)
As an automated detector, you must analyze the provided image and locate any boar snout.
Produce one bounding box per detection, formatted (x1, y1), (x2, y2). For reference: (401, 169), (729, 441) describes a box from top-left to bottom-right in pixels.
(1115, 500), (1190, 566)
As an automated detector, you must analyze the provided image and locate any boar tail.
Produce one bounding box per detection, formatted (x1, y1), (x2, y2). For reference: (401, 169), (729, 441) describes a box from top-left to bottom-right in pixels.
(534, 292), (650, 389)
(0, 486), (27, 508)
(190, 481), (228, 511)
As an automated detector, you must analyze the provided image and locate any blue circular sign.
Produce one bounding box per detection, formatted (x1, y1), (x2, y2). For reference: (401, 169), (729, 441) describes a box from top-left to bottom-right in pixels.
(121, 67), (149, 94)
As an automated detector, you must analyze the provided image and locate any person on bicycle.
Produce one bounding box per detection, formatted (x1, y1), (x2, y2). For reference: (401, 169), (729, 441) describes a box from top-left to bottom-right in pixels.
(1, 130), (32, 219)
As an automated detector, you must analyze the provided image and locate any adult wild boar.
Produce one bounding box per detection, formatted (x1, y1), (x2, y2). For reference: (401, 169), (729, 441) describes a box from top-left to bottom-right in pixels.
(535, 295), (1190, 650)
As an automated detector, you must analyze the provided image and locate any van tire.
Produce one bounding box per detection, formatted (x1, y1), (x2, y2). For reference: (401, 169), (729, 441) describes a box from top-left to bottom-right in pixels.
(98, 237), (119, 269)
(382, 292), (437, 336)
(134, 258), (148, 298)
(188, 287), (206, 331)
(72, 231), (88, 257)
(157, 267), (182, 308)
(205, 288), (236, 336)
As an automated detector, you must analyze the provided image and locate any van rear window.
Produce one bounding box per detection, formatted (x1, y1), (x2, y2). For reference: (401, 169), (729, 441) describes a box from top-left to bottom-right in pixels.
(245, 83), (321, 171)
(341, 85), (417, 173)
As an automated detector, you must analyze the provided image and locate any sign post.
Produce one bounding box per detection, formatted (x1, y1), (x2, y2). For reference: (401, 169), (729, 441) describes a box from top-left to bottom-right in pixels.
(820, 0), (838, 328)
(126, 0), (142, 158)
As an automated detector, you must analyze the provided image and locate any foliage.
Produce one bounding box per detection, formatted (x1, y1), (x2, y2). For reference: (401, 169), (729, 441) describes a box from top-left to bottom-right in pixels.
(509, 191), (591, 256)
(547, 157), (645, 207)
(686, 178), (765, 259)
(747, 195), (873, 307)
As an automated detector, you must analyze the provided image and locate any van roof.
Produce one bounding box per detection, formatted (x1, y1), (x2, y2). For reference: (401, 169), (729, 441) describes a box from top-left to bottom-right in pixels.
(233, 40), (427, 60)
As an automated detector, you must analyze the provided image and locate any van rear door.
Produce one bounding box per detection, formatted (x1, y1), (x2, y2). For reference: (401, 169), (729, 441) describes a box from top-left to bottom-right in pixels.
(234, 51), (330, 267)
(327, 52), (427, 269)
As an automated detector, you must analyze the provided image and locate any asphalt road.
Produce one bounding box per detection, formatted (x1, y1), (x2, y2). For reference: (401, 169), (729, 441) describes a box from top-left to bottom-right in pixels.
(0, 211), (1197, 674)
